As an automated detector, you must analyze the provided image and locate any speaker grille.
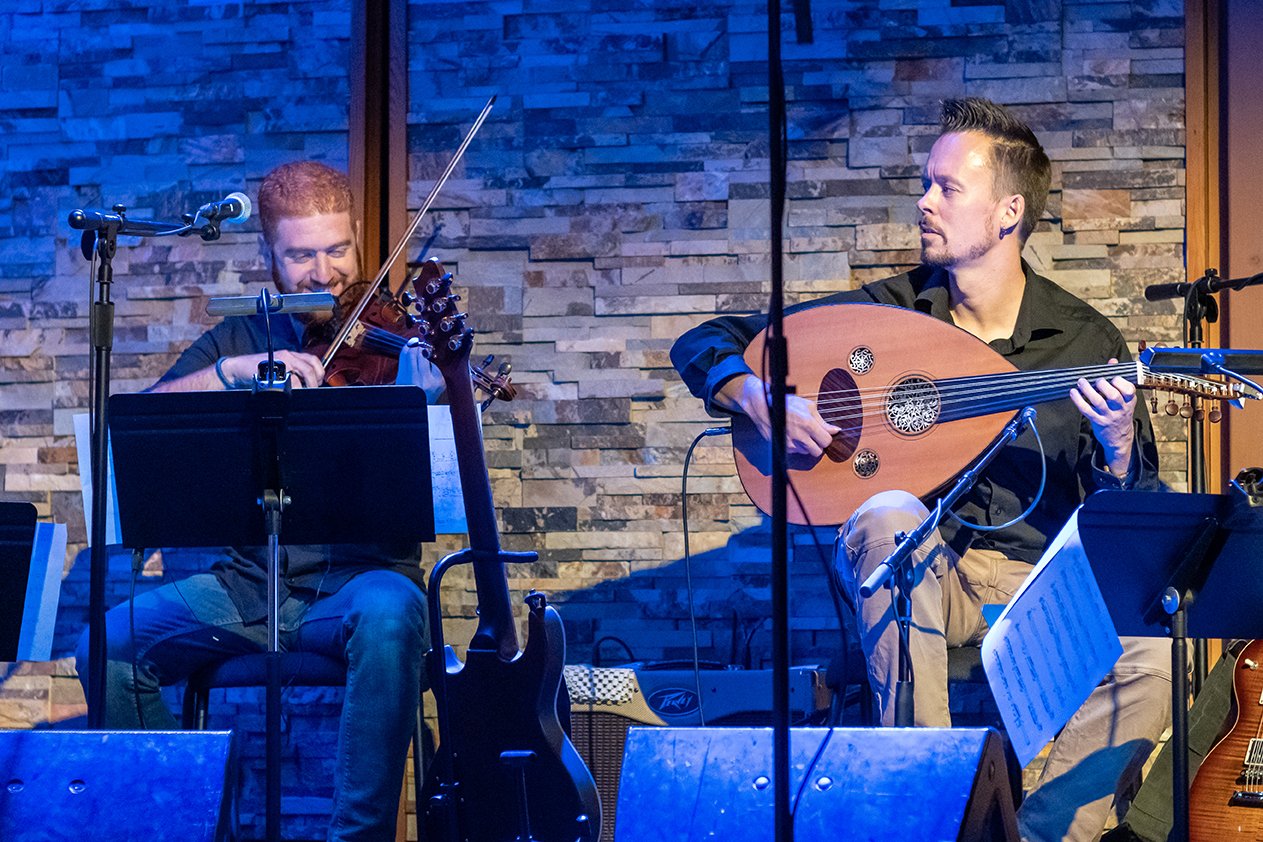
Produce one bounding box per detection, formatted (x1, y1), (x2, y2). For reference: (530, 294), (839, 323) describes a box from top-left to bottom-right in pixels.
(570, 711), (632, 842)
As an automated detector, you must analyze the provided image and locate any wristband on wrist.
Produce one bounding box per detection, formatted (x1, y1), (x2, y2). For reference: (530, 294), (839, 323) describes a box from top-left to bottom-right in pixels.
(214, 356), (234, 390)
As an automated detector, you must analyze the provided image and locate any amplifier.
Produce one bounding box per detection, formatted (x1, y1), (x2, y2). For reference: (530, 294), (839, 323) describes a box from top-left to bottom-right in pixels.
(564, 665), (830, 842)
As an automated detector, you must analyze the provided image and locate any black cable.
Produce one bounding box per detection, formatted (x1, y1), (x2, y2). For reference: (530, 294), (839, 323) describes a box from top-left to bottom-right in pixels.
(682, 424), (730, 726)
(591, 635), (636, 668)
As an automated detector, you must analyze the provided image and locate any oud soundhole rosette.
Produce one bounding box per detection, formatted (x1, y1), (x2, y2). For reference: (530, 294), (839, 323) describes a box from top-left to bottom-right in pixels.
(849, 346), (874, 375)
(853, 449), (879, 478)
(885, 375), (940, 436)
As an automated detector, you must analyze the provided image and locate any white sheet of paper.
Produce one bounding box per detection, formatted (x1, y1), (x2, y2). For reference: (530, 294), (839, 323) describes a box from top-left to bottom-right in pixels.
(428, 405), (469, 535)
(19, 522), (66, 661)
(73, 412), (122, 546)
(981, 508), (1123, 766)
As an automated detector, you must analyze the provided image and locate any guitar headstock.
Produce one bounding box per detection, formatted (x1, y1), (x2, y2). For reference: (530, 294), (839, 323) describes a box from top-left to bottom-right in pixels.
(408, 258), (473, 377)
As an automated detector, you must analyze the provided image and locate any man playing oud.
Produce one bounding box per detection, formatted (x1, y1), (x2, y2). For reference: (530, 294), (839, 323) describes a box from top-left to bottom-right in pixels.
(671, 99), (1170, 841)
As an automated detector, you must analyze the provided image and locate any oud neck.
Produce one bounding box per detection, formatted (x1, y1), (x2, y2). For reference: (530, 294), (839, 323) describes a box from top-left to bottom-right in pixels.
(939, 362), (1138, 423)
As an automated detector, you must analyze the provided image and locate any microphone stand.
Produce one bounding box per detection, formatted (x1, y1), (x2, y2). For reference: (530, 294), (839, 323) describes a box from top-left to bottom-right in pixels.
(766, 0), (792, 838)
(859, 408), (1037, 726)
(67, 203), (243, 726)
(1183, 269), (1216, 693)
(1144, 266), (1263, 692)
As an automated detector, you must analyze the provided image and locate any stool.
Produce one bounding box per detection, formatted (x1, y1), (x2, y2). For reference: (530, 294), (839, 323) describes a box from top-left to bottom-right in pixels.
(181, 652), (432, 836)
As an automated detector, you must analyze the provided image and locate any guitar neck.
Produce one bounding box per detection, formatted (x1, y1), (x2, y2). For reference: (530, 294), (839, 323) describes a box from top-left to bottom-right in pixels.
(937, 362), (1138, 423)
(445, 366), (518, 655)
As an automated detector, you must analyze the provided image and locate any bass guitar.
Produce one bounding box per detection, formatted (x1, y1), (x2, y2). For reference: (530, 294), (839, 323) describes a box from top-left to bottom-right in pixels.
(1190, 639), (1263, 840)
(416, 260), (601, 841)
(735, 303), (1247, 526)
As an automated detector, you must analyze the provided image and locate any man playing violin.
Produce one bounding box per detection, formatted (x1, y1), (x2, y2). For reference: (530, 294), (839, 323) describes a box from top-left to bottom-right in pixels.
(671, 98), (1170, 842)
(77, 161), (434, 841)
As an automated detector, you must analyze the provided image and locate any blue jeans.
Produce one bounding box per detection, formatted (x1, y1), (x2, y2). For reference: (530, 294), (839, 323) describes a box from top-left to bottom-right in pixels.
(75, 569), (427, 842)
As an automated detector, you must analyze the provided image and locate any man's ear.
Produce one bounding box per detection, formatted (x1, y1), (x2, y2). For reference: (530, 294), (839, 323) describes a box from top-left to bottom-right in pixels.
(1000, 193), (1025, 240)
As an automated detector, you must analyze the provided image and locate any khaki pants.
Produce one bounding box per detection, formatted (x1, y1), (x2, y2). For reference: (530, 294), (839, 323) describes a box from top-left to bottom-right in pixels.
(836, 490), (1172, 842)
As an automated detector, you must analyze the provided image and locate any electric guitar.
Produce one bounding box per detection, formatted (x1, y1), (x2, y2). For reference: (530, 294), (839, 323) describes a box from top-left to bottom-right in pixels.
(415, 259), (601, 842)
(1189, 639), (1263, 840)
(734, 303), (1248, 526)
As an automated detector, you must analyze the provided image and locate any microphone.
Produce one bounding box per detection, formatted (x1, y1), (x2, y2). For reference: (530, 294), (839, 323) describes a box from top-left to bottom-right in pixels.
(1143, 281), (1195, 302)
(195, 192), (252, 225)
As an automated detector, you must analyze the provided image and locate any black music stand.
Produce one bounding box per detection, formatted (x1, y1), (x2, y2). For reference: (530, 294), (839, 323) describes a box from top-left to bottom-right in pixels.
(108, 384), (435, 842)
(1078, 490), (1263, 842)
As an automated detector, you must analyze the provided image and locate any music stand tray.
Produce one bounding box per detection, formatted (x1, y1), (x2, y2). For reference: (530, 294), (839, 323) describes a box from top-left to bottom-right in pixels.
(108, 384), (436, 549)
(1078, 489), (1263, 842)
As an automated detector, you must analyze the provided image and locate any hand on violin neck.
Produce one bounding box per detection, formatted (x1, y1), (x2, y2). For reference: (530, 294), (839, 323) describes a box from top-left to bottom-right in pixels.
(396, 343), (446, 403)
(220, 350), (326, 389)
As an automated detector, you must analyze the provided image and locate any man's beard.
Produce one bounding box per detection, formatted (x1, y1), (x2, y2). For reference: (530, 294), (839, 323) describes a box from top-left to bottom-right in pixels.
(921, 237), (991, 268)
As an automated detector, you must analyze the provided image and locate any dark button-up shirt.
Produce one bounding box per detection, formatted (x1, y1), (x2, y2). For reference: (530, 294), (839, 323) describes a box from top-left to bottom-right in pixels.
(670, 262), (1161, 564)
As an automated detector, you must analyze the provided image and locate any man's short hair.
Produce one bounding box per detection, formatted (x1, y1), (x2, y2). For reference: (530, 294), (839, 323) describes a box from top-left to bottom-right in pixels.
(939, 98), (1051, 243)
(257, 161), (354, 245)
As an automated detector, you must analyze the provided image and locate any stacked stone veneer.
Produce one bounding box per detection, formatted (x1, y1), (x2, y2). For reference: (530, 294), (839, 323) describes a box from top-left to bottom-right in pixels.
(406, 0), (1189, 671)
(0, 1), (354, 837)
(0, 0), (1188, 836)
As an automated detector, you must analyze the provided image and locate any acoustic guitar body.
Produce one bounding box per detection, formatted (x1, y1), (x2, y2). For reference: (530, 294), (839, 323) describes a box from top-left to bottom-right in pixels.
(735, 303), (1016, 526)
(1190, 639), (1263, 840)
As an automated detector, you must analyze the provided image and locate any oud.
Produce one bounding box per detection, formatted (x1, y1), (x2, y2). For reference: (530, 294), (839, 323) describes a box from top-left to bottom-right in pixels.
(734, 303), (1245, 526)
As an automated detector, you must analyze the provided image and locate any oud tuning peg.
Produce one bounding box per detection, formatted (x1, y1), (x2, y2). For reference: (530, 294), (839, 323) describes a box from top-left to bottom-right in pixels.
(1195, 407), (1205, 422)
(1179, 401), (1193, 419)
(1165, 398), (1179, 416)
(1149, 395), (1159, 413)
(1210, 407), (1223, 423)
(1138, 339), (1148, 352)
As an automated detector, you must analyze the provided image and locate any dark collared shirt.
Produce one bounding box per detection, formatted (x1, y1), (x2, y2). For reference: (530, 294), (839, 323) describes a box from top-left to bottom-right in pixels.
(155, 314), (424, 624)
(670, 262), (1161, 564)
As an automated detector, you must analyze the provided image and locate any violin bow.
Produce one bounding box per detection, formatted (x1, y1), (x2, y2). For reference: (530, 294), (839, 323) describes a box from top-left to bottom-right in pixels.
(320, 95), (497, 369)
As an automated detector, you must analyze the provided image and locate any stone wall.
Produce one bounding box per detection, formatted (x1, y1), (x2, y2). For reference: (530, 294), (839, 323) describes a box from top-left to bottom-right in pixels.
(404, 0), (1190, 675)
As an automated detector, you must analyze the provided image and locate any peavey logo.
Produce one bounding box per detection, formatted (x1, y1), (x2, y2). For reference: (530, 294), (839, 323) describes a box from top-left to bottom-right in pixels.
(647, 687), (699, 716)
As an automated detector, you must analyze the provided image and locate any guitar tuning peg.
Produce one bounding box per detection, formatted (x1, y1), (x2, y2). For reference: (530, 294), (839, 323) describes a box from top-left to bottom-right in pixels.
(1209, 407), (1223, 423)
(1165, 398), (1179, 416)
(405, 314), (421, 327)
(399, 291), (416, 306)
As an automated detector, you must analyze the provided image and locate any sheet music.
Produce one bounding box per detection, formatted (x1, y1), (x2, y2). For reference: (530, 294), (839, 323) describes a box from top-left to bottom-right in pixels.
(981, 508), (1123, 766)
(20, 522), (66, 661)
(428, 405), (468, 535)
(72, 412), (122, 546)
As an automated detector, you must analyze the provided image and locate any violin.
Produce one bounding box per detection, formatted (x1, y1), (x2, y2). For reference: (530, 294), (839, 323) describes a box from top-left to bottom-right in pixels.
(304, 258), (517, 406)
(301, 96), (514, 406)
